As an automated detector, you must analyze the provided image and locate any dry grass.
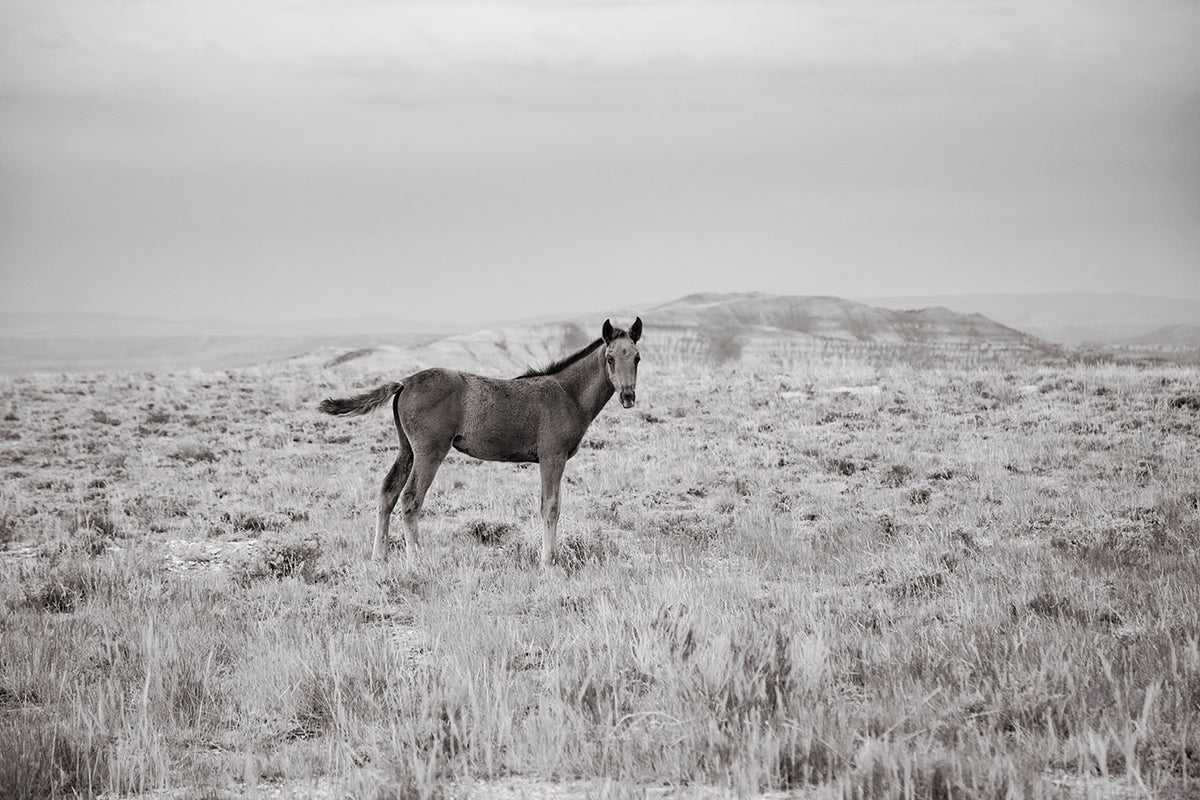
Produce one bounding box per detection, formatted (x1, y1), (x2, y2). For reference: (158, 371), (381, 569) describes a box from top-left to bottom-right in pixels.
(1, 355), (1198, 798)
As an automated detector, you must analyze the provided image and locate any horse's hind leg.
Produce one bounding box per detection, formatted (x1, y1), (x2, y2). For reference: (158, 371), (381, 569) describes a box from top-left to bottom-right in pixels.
(375, 434), (414, 561)
(399, 440), (452, 560)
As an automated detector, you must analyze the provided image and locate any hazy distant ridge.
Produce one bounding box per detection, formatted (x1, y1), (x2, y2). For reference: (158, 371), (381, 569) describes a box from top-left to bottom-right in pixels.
(863, 293), (1200, 345)
(322, 292), (1054, 375)
(0, 312), (464, 338)
(649, 293), (1040, 345)
(1, 293), (1057, 373)
(1119, 324), (1200, 349)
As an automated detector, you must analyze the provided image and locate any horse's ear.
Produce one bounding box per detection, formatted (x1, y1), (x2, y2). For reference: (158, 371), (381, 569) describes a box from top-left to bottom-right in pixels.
(602, 319), (615, 344)
(630, 317), (642, 343)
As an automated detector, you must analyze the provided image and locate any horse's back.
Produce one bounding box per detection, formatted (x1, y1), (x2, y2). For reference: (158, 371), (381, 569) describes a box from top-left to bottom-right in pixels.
(458, 372), (547, 433)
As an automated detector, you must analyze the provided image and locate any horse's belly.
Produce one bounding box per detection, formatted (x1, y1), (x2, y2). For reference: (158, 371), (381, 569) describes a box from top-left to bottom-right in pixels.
(452, 434), (538, 463)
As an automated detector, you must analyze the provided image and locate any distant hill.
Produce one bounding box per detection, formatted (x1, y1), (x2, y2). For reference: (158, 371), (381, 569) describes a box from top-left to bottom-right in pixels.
(0, 332), (448, 374)
(862, 293), (1200, 345)
(308, 293), (1055, 376)
(649, 293), (1039, 344)
(0, 295), (1057, 373)
(1119, 324), (1200, 349)
(0, 312), (455, 373)
(627, 293), (1052, 367)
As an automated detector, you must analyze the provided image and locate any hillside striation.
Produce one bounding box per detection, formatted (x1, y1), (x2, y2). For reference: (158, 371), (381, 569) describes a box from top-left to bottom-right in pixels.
(2, 293), (1057, 374)
(319, 293), (1056, 376)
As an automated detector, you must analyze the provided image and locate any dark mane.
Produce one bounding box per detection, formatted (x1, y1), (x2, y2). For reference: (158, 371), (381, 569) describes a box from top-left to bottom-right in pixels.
(517, 334), (624, 379)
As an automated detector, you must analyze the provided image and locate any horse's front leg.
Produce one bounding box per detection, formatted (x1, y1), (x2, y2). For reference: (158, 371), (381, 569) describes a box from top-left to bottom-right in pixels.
(538, 456), (566, 568)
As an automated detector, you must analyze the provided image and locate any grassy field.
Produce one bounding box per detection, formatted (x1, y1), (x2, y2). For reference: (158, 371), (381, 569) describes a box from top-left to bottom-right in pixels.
(1, 352), (1198, 798)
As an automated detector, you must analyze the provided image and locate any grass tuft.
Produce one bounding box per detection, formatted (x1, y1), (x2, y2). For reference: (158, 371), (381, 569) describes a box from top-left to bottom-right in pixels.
(889, 571), (947, 600)
(28, 567), (94, 613)
(0, 721), (110, 800)
(777, 736), (844, 788)
(0, 512), (18, 545)
(238, 536), (322, 582)
(461, 518), (516, 546)
(90, 409), (121, 426)
(557, 530), (620, 572)
(1168, 394), (1200, 410)
(222, 509), (288, 533)
(824, 456), (858, 476)
(73, 507), (120, 539)
(882, 463), (913, 487)
(169, 443), (219, 464)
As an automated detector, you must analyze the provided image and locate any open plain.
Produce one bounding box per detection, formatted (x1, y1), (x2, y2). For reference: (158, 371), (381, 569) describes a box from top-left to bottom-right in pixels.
(1, 345), (1199, 798)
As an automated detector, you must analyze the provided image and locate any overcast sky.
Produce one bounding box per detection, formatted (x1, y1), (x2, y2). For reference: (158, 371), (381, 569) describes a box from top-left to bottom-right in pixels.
(2, 0), (1198, 326)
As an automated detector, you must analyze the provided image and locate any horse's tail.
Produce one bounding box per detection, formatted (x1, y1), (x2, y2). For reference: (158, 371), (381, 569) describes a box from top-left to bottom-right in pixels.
(319, 381), (404, 417)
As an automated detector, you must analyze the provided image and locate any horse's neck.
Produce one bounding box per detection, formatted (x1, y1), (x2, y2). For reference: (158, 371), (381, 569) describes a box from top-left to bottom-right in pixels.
(556, 347), (613, 422)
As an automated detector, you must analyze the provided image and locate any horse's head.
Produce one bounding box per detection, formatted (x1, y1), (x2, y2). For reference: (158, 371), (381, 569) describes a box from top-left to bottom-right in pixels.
(602, 317), (642, 408)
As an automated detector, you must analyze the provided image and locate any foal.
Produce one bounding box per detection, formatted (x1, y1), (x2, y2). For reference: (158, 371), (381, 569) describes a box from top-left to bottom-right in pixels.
(320, 318), (642, 566)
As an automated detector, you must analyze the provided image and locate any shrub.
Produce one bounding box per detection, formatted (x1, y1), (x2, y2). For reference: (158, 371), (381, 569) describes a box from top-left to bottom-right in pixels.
(90, 409), (121, 426)
(908, 486), (933, 505)
(1169, 394), (1200, 411)
(0, 513), (18, 545)
(462, 519), (516, 546)
(238, 536), (321, 583)
(73, 508), (120, 539)
(882, 463), (912, 487)
(221, 509), (287, 534)
(27, 565), (96, 613)
(169, 444), (218, 464)
(825, 457), (858, 476)
(557, 531), (620, 572)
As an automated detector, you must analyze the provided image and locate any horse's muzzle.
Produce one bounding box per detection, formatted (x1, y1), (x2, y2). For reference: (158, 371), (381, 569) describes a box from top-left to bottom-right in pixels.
(620, 391), (636, 408)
